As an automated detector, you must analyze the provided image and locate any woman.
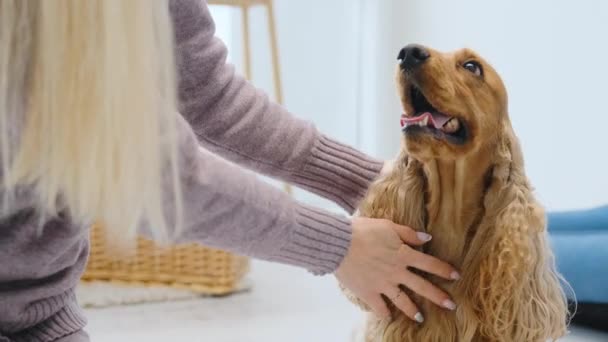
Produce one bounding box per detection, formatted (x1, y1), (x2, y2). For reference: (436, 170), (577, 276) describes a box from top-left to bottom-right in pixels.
(0, 1), (459, 341)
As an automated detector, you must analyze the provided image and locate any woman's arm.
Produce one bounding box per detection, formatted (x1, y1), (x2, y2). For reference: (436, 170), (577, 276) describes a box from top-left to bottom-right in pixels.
(160, 116), (351, 275)
(154, 117), (458, 319)
(169, 0), (382, 213)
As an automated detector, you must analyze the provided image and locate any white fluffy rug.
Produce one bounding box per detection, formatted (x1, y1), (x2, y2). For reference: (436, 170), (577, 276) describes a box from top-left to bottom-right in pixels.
(76, 279), (252, 308)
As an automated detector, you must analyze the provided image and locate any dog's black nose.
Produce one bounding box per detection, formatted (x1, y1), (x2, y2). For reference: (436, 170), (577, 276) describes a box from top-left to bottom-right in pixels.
(398, 44), (430, 70)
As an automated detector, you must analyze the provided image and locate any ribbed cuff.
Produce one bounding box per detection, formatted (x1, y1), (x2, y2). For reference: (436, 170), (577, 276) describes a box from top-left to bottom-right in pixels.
(8, 291), (87, 342)
(289, 135), (383, 213)
(273, 205), (352, 276)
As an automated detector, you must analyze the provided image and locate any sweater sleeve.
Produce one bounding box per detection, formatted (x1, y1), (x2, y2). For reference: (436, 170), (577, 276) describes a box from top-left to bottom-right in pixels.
(160, 116), (352, 276)
(169, 0), (382, 213)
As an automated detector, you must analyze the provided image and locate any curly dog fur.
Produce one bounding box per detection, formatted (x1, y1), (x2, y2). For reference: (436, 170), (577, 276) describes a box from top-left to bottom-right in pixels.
(343, 45), (569, 341)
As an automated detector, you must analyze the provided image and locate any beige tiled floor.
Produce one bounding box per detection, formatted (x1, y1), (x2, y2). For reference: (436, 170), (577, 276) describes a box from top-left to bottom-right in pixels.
(85, 261), (607, 342)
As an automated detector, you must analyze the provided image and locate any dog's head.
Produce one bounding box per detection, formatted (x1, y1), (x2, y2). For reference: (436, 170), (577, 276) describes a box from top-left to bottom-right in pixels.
(397, 44), (507, 160)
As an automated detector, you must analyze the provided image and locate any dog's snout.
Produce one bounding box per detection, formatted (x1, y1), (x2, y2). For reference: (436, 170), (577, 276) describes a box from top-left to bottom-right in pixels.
(398, 44), (430, 71)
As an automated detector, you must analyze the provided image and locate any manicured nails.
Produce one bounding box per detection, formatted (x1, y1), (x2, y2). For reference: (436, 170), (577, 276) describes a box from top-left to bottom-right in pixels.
(442, 299), (457, 311)
(416, 232), (432, 242)
(450, 271), (461, 280)
(414, 312), (425, 323)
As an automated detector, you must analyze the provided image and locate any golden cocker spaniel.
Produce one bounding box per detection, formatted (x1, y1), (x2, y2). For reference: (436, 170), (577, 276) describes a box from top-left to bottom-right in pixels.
(344, 45), (569, 342)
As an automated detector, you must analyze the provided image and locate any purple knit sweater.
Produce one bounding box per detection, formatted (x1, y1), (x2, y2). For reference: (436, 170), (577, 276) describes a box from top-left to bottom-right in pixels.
(0, 1), (382, 341)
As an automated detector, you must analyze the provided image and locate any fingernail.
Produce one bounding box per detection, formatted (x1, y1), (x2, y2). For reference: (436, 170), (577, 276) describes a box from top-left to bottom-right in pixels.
(416, 232), (432, 242)
(414, 312), (424, 323)
(442, 299), (457, 310)
(450, 271), (461, 280)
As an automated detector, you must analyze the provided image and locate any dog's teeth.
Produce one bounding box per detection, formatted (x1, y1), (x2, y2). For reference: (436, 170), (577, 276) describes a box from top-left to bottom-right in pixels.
(442, 118), (460, 133)
(422, 116), (429, 126)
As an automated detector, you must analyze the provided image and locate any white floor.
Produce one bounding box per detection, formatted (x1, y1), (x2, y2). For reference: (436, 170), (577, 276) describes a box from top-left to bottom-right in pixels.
(85, 261), (607, 342)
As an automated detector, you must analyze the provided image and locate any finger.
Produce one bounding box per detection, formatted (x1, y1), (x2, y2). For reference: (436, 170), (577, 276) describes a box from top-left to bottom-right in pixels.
(400, 270), (457, 311)
(387, 289), (424, 323)
(365, 294), (391, 319)
(402, 246), (460, 280)
(392, 223), (432, 246)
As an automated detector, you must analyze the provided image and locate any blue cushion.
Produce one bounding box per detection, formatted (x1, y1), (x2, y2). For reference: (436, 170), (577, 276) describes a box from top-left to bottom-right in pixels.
(548, 206), (608, 304)
(548, 205), (608, 232)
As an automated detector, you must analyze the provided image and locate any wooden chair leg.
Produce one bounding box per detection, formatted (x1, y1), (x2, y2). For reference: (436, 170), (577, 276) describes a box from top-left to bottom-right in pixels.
(265, 1), (292, 195)
(241, 4), (252, 80)
(266, 0), (283, 105)
(233, 1), (292, 196)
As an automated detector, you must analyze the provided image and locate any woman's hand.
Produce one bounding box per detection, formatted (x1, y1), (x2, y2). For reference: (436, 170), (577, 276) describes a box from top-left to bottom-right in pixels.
(335, 217), (460, 323)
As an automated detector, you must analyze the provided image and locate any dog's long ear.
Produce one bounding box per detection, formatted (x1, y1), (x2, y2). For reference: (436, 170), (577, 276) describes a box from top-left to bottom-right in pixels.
(461, 125), (568, 341)
(358, 150), (426, 229)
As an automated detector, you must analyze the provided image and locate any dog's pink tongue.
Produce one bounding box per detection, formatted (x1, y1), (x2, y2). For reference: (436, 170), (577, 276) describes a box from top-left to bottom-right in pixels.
(429, 112), (452, 128)
(400, 111), (454, 129)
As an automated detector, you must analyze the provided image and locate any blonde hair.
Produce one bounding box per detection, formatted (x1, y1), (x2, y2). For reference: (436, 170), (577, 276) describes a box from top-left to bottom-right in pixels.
(0, 0), (181, 244)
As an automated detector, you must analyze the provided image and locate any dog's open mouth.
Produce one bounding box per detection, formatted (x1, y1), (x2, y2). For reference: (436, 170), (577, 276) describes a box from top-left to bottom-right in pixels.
(401, 86), (468, 145)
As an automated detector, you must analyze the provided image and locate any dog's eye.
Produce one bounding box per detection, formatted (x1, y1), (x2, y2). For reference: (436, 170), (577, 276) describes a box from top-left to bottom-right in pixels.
(463, 61), (483, 77)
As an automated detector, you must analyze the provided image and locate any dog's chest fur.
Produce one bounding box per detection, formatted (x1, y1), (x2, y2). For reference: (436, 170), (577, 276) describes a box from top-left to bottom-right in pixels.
(357, 156), (494, 342)
(420, 158), (490, 266)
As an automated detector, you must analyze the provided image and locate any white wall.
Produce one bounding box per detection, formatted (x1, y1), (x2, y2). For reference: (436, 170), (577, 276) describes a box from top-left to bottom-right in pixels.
(210, 0), (608, 211)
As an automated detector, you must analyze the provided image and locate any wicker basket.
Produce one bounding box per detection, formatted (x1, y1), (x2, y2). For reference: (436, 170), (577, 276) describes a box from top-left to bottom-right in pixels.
(81, 225), (250, 295)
